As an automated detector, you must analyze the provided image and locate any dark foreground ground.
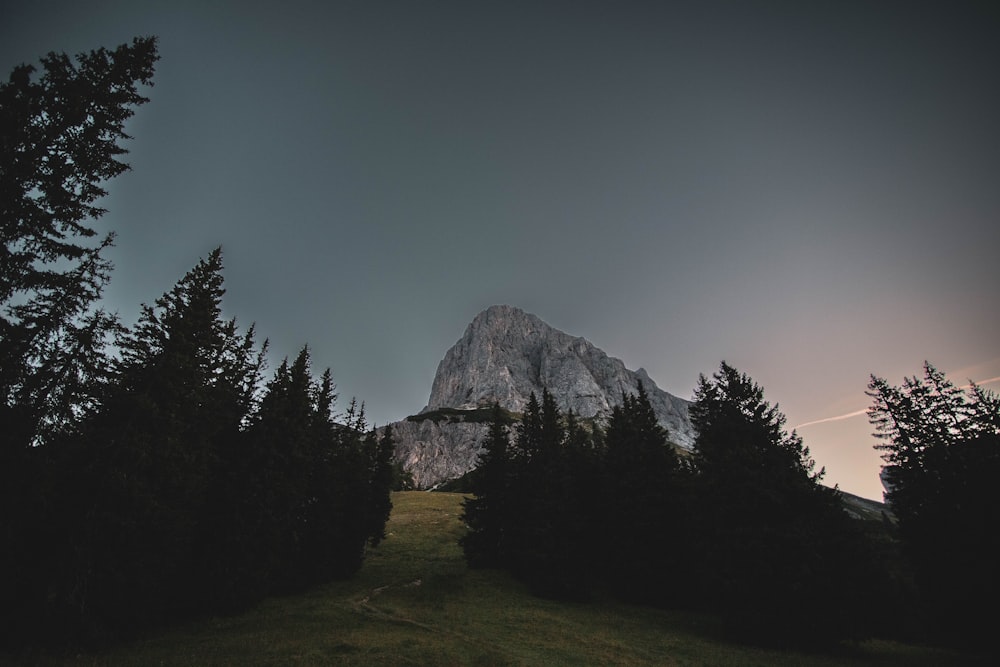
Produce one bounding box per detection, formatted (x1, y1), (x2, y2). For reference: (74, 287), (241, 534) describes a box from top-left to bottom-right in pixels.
(3, 492), (989, 666)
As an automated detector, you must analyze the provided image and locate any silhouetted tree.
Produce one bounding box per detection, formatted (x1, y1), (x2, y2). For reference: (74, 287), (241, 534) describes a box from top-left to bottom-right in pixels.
(690, 362), (878, 646)
(324, 397), (385, 576)
(206, 346), (394, 602)
(1, 36), (157, 448)
(461, 404), (512, 567)
(1, 245), (399, 644)
(504, 390), (591, 598)
(240, 348), (317, 593)
(868, 363), (1000, 645)
(600, 383), (686, 604)
(0, 38), (157, 644)
(59, 249), (259, 637)
(365, 423), (396, 547)
(1, 38), (397, 644)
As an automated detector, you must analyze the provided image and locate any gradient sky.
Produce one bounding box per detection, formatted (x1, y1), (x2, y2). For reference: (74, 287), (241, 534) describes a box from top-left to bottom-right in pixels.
(4, 1), (997, 501)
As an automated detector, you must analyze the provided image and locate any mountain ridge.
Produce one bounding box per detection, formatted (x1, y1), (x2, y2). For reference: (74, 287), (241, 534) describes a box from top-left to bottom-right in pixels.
(389, 305), (695, 489)
(423, 305), (693, 439)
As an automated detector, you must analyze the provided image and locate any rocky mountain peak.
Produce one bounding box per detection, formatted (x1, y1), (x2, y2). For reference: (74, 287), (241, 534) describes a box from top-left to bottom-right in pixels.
(389, 305), (696, 488)
(422, 305), (694, 447)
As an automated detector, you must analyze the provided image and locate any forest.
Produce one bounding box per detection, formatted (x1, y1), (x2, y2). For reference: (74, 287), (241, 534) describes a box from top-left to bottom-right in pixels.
(0, 38), (395, 645)
(461, 365), (1000, 649)
(2, 37), (998, 653)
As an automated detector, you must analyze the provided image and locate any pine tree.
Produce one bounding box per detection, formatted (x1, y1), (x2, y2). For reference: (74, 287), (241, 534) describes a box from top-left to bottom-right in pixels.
(511, 392), (543, 463)
(365, 423), (395, 548)
(601, 383), (685, 604)
(461, 403), (512, 567)
(1, 37), (158, 448)
(0, 39), (157, 643)
(690, 362), (876, 645)
(505, 390), (591, 597)
(295, 365), (344, 584)
(503, 392), (543, 576)
(324, 397), (383, 577)
(60, 249), (261, 637)
(868, 363), (1000, 644)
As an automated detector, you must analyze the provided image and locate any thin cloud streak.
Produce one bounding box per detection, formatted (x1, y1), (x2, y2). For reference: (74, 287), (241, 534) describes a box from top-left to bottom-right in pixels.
(794, 375), (1000, 431)
(794, 409), (868, 430)
(966, 375), (1000, 388)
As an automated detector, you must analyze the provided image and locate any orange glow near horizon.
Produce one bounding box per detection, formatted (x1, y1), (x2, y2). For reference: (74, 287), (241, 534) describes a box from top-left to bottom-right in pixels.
(794, 374), (1000, 431)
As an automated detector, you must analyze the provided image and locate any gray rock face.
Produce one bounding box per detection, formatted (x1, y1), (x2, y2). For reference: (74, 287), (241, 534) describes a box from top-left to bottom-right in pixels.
(389, 305), (695, 489)
(425, 305), (694, 443)
(390, 418), (492, 490)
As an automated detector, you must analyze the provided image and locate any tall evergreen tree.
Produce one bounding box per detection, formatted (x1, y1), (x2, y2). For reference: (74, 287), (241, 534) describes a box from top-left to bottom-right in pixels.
(690, 362), (877, 645)
(324, 397), (388, 577)
(1, 37), (158, 448)
(511, 392), (543, 463)
(223, 348), (395, 596)
(504, 390), (588, 597)
(365, 422), (396, 548)
(868, 363), (1000, 644)
(461, 404), (512, 567)
(296, 365), (346, 585)
(601, 383), (685, 604)
(240, 347), (317, 593)
(0, 39), (157, 643)
(59, 249), (260, 637)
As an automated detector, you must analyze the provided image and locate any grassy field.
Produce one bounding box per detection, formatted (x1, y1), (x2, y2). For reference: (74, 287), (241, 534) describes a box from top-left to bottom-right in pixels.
(5, 492), (989, 666)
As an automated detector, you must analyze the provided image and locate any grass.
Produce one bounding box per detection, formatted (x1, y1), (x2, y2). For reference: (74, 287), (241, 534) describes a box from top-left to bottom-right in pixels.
(4, 492), (989, 666)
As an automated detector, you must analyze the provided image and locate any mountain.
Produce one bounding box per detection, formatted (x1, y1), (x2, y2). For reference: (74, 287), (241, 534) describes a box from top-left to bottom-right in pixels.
(389, 305), (695, 489)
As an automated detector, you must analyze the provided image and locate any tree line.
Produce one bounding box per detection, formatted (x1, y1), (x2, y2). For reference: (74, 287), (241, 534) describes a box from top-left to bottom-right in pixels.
(462, 363), (1000, 649)
(5, 35), (997, 654)
(1, 38), (394, 645)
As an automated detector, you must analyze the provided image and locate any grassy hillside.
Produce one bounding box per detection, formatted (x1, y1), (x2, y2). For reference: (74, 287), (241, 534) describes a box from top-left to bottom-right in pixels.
(5, 492), (987, 666)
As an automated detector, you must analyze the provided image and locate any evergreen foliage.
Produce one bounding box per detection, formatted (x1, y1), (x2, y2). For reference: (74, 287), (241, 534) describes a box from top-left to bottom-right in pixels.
(868, 363), (1000, 645)
(58, 249), (255, 636)
(0, 250), (396, 645)
(600, 383), (686, 604)
(1, 36), (158, 448)
(366, 423), (397, 547)
(0, 40), (395, 645)
(689, 362), (882, 645)
(462, 392), (594, 598)
(461, 366), (889, 647)
(460, 404), (511, 567)
(0, 37), (158, 645)
(507, 390), (587, 598)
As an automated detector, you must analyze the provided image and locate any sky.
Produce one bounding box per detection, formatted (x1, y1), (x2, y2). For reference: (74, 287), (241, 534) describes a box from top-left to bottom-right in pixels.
(3, 1), (997, 501)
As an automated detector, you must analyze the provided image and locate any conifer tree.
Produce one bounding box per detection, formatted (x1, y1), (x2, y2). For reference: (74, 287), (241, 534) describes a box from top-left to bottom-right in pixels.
(461, 404), (512, 567)
(511, 391), (543, 463)
(295, 365), (346, 584)
(690, 362), (876, 645)
(61, 249), (261, 636)
(365, 423), (396, 547)
(324, 397), (386, 577)
(234, 349), (394, 591)
(601, 383), (685, 604)
(242, 348), (317, 593)
(503, 391), (544, 572)
(506, 390), (589, 597)
(1, 37), (158, 448)
(868, 363), (1000, 644)
(0, 39), (157, 643)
